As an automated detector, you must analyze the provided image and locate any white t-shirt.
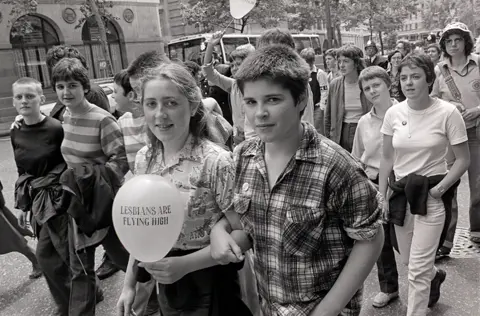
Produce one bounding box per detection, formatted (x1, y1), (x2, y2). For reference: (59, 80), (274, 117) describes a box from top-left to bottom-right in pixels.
(344, 81), (363, 123)
(381, 98), (468, 180)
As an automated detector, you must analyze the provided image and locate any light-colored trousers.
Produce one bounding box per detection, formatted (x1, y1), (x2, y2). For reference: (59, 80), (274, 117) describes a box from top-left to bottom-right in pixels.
(395, 195), (445, 316)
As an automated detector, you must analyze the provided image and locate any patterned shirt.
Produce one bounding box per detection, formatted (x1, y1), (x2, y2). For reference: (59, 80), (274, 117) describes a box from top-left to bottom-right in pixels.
(233, 123), (383, 316)
(135, 136), (234, 250)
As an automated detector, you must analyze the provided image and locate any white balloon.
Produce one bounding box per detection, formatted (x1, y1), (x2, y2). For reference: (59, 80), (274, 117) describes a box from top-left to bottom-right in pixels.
(230, 0), (257, 19)
(112, 175), (185, 263)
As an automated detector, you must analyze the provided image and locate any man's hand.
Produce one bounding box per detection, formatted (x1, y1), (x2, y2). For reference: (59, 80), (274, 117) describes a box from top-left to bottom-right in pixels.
(462, 106), (480, 121)
(138, 256), (190, 285)
(210, 226), (244, 265)
(208, 31), (224, 46)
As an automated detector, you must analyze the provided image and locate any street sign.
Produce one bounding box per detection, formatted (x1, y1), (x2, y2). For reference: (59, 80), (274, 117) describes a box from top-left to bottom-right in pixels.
(98, 60), (107, 70)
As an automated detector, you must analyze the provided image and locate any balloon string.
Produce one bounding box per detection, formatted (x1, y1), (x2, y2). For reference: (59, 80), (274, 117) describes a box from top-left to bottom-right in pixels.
(223, 18), (235, 34)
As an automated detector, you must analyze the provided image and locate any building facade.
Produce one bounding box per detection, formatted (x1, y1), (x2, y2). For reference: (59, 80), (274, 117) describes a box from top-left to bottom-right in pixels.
(0, 0), (165, 131)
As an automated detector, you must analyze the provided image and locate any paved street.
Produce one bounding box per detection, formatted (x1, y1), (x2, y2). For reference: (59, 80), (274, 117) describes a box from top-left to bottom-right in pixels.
(0, 136), (478, 316)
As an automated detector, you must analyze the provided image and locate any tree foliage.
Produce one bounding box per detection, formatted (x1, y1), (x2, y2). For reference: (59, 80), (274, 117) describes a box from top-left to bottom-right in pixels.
(421, 0), (480, 35)
(1, 0), (116, 76)
(181, 0), (294, 33)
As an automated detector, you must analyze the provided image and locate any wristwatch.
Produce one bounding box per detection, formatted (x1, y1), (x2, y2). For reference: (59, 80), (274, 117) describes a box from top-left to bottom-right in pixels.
(436, 185), (446, 194)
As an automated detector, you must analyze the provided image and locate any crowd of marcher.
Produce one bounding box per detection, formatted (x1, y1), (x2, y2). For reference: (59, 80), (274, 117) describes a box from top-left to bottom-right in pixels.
(1, 20), (479, 316)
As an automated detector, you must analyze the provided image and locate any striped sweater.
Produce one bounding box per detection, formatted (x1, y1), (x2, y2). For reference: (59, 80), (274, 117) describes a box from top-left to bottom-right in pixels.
(61, 103), (128, 178)
(117, 112), (147, 173)
(61, 103), (128, 250)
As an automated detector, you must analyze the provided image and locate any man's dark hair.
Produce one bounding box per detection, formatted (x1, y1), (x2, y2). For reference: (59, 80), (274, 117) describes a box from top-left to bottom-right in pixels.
(52, 58), (91, 91)
(235, 45), (309, 115)
(126, 50), (170, 80)
(257, 28), (295, 49)
(336, 44), (366, 75)
(398, 53), (436, 93)
(113, 69), (133, 96)
(46, 45), (88, 70)
(183, 61), (201, 79)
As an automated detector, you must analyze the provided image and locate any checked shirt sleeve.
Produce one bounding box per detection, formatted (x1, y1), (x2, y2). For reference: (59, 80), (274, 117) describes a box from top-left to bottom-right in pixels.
(326, 152), (383, 241)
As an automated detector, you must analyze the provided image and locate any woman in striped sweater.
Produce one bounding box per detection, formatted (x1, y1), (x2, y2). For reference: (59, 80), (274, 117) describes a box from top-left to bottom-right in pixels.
(52, 58), (130, 316)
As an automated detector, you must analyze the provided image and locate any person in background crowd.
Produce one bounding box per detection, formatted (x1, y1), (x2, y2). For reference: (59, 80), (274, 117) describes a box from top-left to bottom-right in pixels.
(413, 41), (426, 54)
(325, 44), (370, 152)
(380, 53), (470, 315)
(352, 66), (400, 308)
(209, 64), (233, 125)
(117, 63), (251, 316)
(0, 177), (41, 279)
(184, 60), (223, 116)
(11, 77), (67, 313)
(53, 58), (130, 316)
(387, 50), (406, 102)
(300, 47), (329, 134)
(210, 44), (384, 316)
(395, 40), (412, 57)
(431, 22), (480, 256)
(46, 45), (111, 121)
(365, 41), (389, 70)
(204, 36), (255, 145)
(426, 43), (442, 65)
(325, 48), (341, 83)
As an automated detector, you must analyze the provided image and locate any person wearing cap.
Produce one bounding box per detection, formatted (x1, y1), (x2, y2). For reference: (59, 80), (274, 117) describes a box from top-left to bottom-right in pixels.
(365, 40), (388, 70)
(431, 22), (480, 255)
(426, 33), (437, 45)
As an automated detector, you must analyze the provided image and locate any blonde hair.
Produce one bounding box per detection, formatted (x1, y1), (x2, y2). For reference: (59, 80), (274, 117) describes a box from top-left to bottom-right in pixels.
(12, 77), (43, 95)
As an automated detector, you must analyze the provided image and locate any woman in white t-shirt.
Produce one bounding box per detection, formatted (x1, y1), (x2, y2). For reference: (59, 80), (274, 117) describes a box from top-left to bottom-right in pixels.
(379, 53), (470, 315)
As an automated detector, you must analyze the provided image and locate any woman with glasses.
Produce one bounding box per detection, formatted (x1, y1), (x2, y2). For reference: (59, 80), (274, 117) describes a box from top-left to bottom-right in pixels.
(387, 50), (406, 102)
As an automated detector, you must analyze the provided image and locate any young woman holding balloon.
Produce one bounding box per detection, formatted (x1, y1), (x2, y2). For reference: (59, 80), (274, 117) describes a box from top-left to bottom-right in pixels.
(116, 63), (252, 316)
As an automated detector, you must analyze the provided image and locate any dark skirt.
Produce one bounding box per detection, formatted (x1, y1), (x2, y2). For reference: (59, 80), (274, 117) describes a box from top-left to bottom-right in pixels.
(156, 249), (252, 316)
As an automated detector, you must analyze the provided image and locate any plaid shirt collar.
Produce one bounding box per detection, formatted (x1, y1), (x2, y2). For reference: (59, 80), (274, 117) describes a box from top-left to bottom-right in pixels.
(241, 122), (319, 162)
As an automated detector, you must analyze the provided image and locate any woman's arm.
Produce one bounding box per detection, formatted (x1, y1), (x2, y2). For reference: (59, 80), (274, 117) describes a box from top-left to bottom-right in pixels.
(379, 135), (394, 198)
(324, 83), (334, 139)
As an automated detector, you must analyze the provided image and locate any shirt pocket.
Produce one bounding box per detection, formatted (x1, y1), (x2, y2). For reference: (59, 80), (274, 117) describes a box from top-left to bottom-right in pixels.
(283, 205), (325, 256)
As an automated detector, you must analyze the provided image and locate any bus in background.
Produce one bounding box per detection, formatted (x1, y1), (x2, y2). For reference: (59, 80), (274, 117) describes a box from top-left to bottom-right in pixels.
(167, 33), (324, 69)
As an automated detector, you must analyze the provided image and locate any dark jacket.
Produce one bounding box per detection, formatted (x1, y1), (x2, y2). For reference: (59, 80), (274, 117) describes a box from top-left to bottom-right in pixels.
(388, 173), (459, 251)
(14, 163), (66, 226)
(365, 55), (389, 69)
(60, 164), (122, 237)
(50, 82), (110, 121)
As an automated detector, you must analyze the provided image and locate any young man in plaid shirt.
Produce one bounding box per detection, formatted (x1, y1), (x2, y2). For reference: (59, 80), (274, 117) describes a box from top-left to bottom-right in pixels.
(210, 45), (384, 316)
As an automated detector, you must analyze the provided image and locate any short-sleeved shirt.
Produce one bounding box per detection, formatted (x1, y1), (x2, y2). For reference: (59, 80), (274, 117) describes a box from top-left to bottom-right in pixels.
(381, 98), (468, 180)
(431, 54), (480, 129)
(233, 122), (383, 316)
(135, 136), (234, 250)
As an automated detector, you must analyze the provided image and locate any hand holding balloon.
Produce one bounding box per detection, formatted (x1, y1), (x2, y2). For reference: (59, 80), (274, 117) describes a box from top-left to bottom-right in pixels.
(138, 256), (190, 285)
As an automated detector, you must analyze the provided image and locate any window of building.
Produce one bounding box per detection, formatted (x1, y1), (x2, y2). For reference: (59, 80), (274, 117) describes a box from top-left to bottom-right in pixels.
(82, 16), (125, 78)
(10, 14), (60, 88)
